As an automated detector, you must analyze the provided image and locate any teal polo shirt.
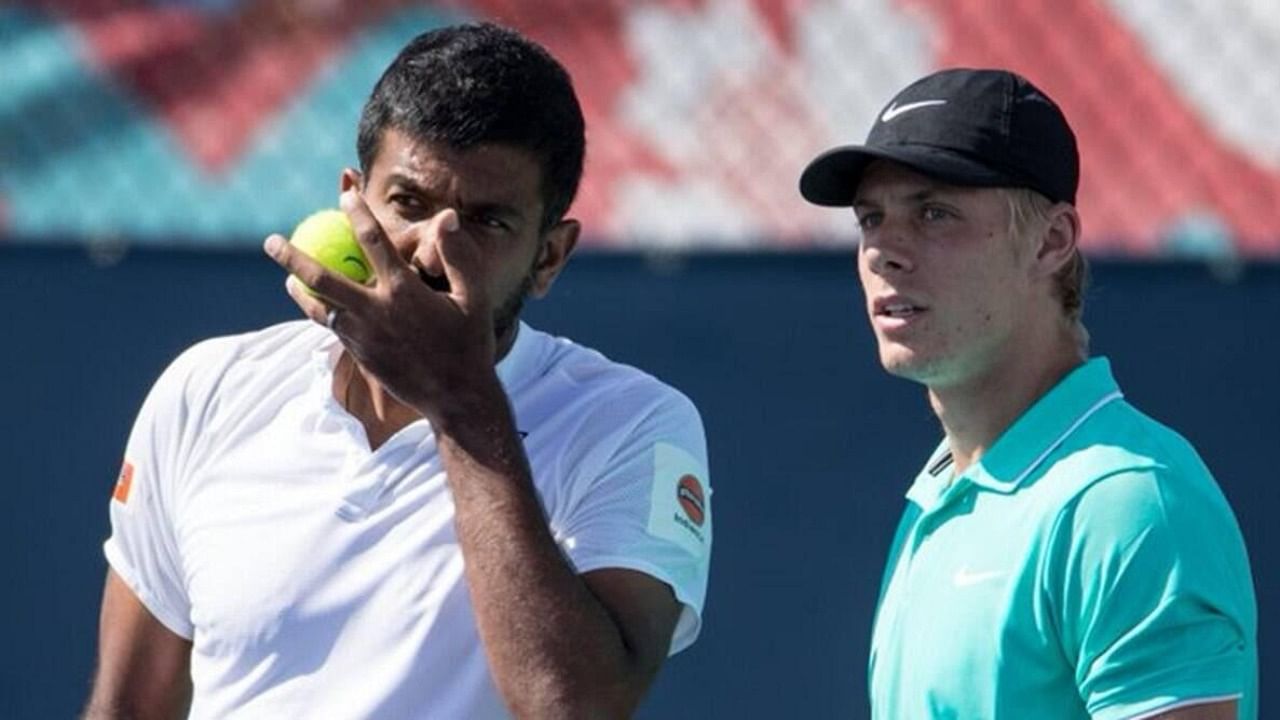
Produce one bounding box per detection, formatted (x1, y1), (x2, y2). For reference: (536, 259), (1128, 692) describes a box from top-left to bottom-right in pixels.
(868, 358), (1256, 720)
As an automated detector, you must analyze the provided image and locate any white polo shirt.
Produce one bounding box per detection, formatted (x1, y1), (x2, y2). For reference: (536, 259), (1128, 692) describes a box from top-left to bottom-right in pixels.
(104, 320), (712, 719)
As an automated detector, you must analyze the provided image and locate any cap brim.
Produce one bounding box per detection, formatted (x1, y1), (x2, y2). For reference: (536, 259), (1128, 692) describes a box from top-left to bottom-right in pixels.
(799, 144), (1014, 207)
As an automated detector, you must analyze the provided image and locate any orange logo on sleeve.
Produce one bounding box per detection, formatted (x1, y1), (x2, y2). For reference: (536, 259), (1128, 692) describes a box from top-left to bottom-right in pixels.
(112, 461), (134, 503)
(677, 474), (706, 527)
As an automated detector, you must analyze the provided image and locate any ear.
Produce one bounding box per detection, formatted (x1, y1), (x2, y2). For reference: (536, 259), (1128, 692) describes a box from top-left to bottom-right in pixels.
(528, 219), (581, 298)
(1033, 203), (1082, 279)
(340, 168), (363, 193)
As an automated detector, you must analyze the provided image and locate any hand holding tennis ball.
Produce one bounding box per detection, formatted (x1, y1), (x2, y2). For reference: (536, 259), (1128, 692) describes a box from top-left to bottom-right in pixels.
(289, 209), (372, 292)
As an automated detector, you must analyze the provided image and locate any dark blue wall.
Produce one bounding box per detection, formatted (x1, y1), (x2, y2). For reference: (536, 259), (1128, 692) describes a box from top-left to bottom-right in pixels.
(3, 247), (1275, 718)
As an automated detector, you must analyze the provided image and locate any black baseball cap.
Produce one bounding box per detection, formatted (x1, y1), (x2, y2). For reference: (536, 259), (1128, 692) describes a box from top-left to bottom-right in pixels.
(799, 68), (1079, 206)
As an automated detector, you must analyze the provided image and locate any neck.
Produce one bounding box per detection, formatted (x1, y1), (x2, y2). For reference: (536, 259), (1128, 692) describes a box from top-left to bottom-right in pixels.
(334, 353), (421, 449)
(332, 323), (520, 449)
(929, 332), (1083, 474)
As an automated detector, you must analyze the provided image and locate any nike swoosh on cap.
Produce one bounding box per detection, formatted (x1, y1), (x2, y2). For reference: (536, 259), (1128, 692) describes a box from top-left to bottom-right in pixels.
(880, 99), (947, 122)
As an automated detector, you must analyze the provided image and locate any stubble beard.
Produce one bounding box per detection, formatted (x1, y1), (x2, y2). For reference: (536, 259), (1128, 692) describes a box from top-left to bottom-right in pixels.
(493, 272), (535, 345)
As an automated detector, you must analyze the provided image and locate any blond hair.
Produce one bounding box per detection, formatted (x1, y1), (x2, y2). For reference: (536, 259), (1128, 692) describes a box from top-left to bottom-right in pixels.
(1003, 188), (1090, 352)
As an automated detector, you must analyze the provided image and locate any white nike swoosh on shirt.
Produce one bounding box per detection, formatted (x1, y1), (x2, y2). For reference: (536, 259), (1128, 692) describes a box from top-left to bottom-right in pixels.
(880, 99), (947, 122)
(952, 567), (1006, 588)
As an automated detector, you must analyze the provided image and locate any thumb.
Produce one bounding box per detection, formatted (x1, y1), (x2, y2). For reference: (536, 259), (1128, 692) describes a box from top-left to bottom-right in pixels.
(433, 210), (488, 310)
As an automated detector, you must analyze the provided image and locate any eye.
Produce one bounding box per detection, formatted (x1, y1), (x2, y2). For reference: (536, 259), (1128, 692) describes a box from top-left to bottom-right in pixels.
(921, 205), (955, 222)
(389, 193), (425, 214)
(855, 210), (882, 230)
(466, 212), (510, 232)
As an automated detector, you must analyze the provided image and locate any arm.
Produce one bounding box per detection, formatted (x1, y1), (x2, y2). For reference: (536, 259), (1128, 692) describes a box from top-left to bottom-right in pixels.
(84, 570), (192, 720)
(1047, 468), (1254, 720)
(1141, 700), (1237, 719)
(434, 379), (683, 718)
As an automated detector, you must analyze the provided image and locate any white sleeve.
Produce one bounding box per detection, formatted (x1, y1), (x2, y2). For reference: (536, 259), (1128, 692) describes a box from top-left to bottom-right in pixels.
(556, 387), (712, 656)
(102, 347), (206, 640)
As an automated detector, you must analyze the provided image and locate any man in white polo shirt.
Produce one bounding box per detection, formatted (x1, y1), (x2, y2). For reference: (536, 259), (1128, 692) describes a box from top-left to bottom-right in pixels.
(86, 23), (711, 719)
(799, 68), (1255, 719)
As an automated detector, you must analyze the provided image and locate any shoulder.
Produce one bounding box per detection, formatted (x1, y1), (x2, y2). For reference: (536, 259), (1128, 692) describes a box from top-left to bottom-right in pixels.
(172, 319), (324, 370)
(145, 320), (326, 420)
(513, 329), (707, 492)
(1085, 398), (1211, 476)
(1004, 389), (1249, 568)
(525, 327), (703, 428)
(1038, 398), (1243, 563)
(1036, 397), (1218, 508)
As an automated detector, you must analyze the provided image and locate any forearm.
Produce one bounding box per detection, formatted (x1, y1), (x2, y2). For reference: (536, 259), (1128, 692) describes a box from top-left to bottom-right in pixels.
(431, 379), (644, 718)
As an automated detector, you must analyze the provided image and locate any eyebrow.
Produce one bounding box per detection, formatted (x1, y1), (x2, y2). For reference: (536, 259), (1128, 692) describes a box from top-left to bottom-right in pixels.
(385, 173), (526, 224)
(463, 200), (524, 224)
(853, 187), (945, 208)
(385, 172), (432, 194)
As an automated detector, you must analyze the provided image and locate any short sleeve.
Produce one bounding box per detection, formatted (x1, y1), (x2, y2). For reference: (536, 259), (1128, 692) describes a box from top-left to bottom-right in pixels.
(103, 349), (203, 639)
(556, 388), (711, 656)
(1046, 468), (1253, 720)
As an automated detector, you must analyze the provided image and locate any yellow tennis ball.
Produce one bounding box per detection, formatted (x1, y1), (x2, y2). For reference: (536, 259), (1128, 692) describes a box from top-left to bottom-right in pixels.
(289, 209), (372, 290)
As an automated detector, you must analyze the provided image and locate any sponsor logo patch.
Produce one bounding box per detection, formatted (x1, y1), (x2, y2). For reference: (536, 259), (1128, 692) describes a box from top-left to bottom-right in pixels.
(112, 461), (134, 503)
(647, 443), (710, 557)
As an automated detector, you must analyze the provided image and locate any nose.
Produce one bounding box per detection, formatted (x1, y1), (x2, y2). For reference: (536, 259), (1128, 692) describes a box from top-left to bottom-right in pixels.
(860, 217), (914, 276)
(407, 208), (461, 290)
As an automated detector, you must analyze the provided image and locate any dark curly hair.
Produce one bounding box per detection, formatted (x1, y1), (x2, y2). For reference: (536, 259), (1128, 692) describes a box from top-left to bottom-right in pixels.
(356, 22), (586, 230)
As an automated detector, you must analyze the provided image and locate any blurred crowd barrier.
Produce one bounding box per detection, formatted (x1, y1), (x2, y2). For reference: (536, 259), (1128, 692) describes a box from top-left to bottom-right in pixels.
(3, 0), (1278, 256)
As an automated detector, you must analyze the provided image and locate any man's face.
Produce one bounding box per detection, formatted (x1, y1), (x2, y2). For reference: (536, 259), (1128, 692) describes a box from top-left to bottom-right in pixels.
(350, 128), (577, 355)
(853, 161), (1037, 390)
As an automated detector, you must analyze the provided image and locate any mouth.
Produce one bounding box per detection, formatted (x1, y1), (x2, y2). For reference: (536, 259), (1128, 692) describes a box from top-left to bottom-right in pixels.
(873, 296), (927, 320)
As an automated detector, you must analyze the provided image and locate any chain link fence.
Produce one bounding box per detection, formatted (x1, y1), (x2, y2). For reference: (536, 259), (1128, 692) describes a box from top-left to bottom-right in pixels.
(3, 0), (1278, 256)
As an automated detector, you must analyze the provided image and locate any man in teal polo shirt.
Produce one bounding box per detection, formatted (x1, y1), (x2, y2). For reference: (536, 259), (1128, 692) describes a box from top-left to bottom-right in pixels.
(799, 68), (1256, 719)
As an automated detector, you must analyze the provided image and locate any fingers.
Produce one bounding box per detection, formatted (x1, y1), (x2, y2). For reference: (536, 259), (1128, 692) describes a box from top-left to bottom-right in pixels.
(284, 274), (333, 327)
(340, 189), (401, 280)
(263, 233), (364, 309)
(433, 210), (489, 310)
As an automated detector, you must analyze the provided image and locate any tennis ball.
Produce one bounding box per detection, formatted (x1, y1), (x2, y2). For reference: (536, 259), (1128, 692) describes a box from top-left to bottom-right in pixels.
(289, 209), (372, 290)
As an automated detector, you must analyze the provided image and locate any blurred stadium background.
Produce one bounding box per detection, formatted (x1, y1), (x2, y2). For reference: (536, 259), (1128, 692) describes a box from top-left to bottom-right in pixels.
(5, 0), (1280, 255)
(2, 1), (1276, 718)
